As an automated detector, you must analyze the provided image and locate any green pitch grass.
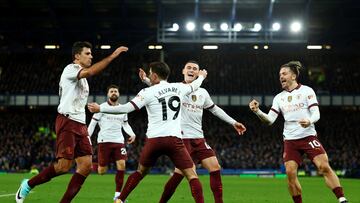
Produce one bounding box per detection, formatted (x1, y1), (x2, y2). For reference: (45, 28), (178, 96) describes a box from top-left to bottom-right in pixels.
(0, 173), (359, 203)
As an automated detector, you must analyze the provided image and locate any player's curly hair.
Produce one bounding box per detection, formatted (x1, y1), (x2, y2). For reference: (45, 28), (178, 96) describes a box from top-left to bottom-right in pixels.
(281, 61), (302, 79)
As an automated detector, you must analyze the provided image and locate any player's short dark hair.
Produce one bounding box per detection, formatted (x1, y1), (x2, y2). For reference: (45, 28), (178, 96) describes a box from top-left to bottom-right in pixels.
(281, 61), (302, 79)
(185, 60), (200, 66)
(107, 84), (119, 93)
(149, 61), (170, 80)
(72, 41), (92, 60)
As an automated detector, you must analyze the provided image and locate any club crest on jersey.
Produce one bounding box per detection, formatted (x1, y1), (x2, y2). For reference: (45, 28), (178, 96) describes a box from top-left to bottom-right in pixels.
(191, 95), (197, 102)
(136, 94), (144, 101)
(287, 96), (292, 102)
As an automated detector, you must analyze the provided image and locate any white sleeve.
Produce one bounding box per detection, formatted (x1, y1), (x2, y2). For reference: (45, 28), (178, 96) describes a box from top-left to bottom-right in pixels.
(142, 77), (151, 86)
(309, 106), (320, 124)
(254, 109), (279, 125)
(129, 89), (149, 110)
(122, 121), (136, 137)
(306, 87), (320, 124)
(87, 113), (101, 136)
(207, 105), (236, 125)
(180, 75), (205, 95)
(203, 89), (215, 109)
(100, 102), (136, 114)
(63, 64), (82, 80)
(254, 96), (280, 125)
(306, 87), (319, 107)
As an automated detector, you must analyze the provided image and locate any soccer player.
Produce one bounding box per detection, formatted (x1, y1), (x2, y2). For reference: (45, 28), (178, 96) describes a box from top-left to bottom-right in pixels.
(15, 41), (128, 203)
(88, 61), (208, 203)
(87, 84), (136, 201)
(249, 61), (348, 203)
(139, 60), (246, 203)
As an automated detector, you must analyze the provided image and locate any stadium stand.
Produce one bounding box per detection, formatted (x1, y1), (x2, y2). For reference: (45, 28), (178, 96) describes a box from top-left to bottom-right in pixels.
(0, 52), (359, 94)
(1, 107), (359, 177)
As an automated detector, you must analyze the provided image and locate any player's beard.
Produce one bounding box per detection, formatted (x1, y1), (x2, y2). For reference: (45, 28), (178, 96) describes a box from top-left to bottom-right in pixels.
(109, 95), (118, 102)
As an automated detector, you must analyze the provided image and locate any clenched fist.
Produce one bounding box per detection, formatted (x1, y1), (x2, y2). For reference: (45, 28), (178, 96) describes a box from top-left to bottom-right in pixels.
(249, 99), (259, 112)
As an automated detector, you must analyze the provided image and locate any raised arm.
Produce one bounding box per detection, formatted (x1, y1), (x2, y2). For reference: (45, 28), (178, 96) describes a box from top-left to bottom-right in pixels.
(79, 46), (128, 79)
(139, 68), (151, 86)
(88, 102), (136, 114)
(185, 69), (207, 94)
(249, 99), (278, 125)
(207, 105), (246, 135)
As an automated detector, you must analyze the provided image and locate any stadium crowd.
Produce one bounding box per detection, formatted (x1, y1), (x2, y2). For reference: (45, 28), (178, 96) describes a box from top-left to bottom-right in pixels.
(0, 51), (359, 95)
(1, 107), (359, 177)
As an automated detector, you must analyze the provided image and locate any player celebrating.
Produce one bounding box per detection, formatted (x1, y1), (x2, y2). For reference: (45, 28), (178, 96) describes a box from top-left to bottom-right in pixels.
(15, 41), (128, 203)
(139, 60), (246, 203)
(249, 61), (348, 203)
(87, 84), (136, 201)
(88, 61), (208, 203)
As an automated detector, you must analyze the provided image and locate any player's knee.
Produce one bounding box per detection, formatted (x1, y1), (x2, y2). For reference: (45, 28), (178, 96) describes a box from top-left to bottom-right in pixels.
(208, 164), (221, 172)
(317, 163), (331, 175)
(56, 165), (71, 174)
(137, 165), (150, 176)
(78, 162), (92, 175)
(98, 170), (106, 175)
(186, 174), (198, 180)
(55, 160), (72, 174)
(98, 167), (107, 175)
(116, 162), (126, 170)
(213, 163), (221, 171)
(285, 168), (297, 179)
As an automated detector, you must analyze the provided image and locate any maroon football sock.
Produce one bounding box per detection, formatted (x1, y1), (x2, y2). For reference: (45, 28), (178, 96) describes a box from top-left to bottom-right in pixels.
(115, 170), (125, 192)
(59, 173), (86, 203)
(159, 172), (184, 203)
(332, 187), (345, 199)
(189, 178), (204, 203)
(210, 170), (223, 203)
(119, 171), (143, 201)
(292, 195), (302, 203)
(28, 165), (58, 188)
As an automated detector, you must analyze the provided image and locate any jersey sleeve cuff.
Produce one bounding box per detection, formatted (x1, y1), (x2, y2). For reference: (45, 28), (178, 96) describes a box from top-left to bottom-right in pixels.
(130, 101), (140, 110)
(205, 104), (215, 110)
(76, 68), (84, 80)
(270, 108), (279, 114)
(308, 103), (319, 109)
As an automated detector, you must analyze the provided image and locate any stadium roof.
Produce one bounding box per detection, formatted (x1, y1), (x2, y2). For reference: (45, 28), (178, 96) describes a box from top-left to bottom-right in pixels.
(0, 0), (359, 51)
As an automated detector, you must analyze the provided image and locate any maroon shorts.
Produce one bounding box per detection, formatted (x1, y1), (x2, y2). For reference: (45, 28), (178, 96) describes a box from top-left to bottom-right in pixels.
(283, 136), (326, 166)
(98, 143), (127, 167)
(55, 114), (92, 160)
(183, 138), (216, 164)
(139, 136), (194, 169)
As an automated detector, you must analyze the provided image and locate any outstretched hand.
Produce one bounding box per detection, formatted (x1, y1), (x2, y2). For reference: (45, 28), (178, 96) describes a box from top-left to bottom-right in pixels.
(233, 122), (246, 135)
(87, 102), (100, 113)
(139, 68), (147, 81)
(110, 46), (128, 59)
(198, 69), (208, 79)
